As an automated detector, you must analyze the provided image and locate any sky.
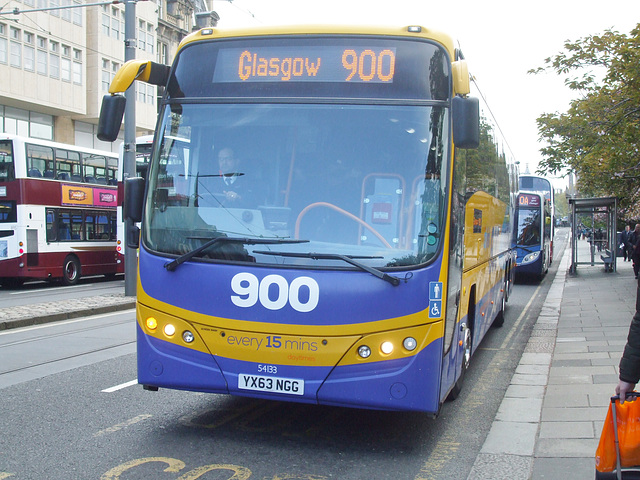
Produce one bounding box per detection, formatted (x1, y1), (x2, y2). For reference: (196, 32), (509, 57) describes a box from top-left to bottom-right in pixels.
(209, 0), (640, 191)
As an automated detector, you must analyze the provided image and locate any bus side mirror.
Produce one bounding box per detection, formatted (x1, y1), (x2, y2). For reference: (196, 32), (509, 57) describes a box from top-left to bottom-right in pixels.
(97, 95), (126, 142)
(452, 96), (479, 149)
(124, 176), (145, 223)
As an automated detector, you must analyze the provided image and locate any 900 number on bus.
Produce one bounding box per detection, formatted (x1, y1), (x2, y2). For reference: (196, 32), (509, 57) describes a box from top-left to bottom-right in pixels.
(238, 373), (304, 396)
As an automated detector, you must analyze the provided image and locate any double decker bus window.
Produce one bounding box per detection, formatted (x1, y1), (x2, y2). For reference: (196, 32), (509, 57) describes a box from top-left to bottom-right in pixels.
(0, 201), (17, 222)
(26, 144), (54, 178)
(0, 140), (15, 181)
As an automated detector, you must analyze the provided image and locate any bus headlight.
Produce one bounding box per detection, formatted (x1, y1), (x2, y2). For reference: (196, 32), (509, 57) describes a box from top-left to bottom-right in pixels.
(163, 324), (176, 337)
(380, 341), (394, 355)
(522, 251), (540, 265)
(358, 345), (371, 358)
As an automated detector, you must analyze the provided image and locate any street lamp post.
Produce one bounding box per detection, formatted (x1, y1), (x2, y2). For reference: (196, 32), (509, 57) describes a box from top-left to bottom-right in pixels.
(123, 0), (137, 296)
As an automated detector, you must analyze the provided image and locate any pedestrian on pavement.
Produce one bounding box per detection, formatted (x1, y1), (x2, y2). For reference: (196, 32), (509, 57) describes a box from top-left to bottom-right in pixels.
(631, 224), (640, 279)
(622, 225), (632, 261)
(616, 280), (640, 403)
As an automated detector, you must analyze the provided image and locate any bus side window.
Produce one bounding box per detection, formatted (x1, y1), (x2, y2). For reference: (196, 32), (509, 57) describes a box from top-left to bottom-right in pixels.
(85, 213), (95, 240)
(46, 209), (58, 242)
(27, 144), (53, 178)
(58, 211), (72, 240)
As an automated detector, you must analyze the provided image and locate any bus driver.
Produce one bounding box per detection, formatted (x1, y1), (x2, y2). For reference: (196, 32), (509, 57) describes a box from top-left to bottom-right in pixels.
(215, 147), (255, 207)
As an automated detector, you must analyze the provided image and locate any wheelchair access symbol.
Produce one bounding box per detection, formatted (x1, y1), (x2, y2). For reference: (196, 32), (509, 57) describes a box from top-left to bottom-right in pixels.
(429, 281), (443, 319)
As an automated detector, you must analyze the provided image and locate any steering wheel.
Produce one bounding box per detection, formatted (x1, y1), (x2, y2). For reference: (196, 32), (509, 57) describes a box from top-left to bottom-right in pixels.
(294, 201), (392, 248)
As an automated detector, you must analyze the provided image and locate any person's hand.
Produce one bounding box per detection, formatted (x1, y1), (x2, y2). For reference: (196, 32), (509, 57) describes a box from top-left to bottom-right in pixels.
(616, 380), (636, 404)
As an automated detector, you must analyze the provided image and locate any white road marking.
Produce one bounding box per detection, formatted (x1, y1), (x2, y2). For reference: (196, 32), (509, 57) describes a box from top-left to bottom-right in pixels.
(102, 379), (138, 393)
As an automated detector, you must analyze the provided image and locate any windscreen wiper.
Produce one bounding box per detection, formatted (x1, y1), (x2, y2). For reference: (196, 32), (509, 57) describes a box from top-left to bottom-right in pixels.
(515, 245), (536, 253)
(164, 237), (309, 272)
(253, 251), (401, 286)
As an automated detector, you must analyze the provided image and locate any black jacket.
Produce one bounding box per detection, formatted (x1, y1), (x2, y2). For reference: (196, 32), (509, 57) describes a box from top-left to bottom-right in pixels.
(619, 282), (640, 384)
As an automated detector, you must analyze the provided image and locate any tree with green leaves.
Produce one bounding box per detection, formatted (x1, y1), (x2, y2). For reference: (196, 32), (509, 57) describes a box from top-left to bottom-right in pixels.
(531, 24), (640, 218)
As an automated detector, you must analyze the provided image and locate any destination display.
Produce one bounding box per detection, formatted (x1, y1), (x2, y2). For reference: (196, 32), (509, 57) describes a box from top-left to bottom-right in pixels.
(518, 193), (541, 207)
(213, 46), (396, 83)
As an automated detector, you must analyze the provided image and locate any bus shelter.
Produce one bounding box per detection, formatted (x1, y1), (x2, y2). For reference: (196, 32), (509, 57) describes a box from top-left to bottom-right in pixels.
(569, 197), (618, 274)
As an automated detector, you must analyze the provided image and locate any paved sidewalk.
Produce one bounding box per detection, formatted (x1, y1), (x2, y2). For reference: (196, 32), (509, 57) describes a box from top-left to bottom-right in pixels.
(0, 293), (136, 330)
(469, 238), (637, 479)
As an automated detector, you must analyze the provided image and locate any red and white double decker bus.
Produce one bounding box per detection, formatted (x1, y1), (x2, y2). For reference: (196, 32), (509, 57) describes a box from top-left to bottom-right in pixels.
(0, 133), (119, 287)
(115, 135), (154, 263)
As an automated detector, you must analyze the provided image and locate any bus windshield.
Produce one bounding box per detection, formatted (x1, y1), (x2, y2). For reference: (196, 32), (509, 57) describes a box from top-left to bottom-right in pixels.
(516, 207), (541, 247)
(143, 102), (449, 269)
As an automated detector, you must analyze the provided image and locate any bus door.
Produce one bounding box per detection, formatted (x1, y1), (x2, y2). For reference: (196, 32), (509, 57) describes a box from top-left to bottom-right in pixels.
(26, 228), (38, 266)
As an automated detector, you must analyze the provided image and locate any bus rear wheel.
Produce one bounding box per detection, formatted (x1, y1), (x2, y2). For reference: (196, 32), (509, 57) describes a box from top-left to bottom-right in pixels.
(62, 255), (81, 286)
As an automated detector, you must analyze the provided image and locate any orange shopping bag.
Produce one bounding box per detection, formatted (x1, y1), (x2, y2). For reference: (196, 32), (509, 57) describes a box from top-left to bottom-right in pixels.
(596, 393), (640, 479)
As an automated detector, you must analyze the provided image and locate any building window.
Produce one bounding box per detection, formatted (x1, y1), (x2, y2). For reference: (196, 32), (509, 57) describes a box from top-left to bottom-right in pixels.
(73, 0), (82, 25)
(61, 57), (71, 82)
(157, 41), (167, 64)
(111, 16), (119, 40)
(37, 37), (47, 75)
(10, 41), (21, 68)
(137, 83), (146, 103)
(111, 8), (120, 39)
(24, 31), (35, 71)
(73, 61), (81, 84)
(101, 58), (110, 91)
(50, 0), (59, 16)
(3, 106), (29, 136)
(0, 24), (7, 65)
(37, 48), (47, 75)
(146, 23), (154, 54)
(29, 111), (53, 139)
(0, 38), (6, 65)
(102, 13), (110, 36)
(61, 0), (71, 22)
(49, 41), (59, 79)
(138, 20), (146, 51)
(24, 45), (34, 71)
(147, 84), (155, 105)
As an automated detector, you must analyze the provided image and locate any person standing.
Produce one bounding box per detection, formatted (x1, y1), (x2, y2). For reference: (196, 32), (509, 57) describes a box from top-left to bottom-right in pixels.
(631, 224), (640, 279)
(616, 279), (640, 403)
(622, 225), (632, 261)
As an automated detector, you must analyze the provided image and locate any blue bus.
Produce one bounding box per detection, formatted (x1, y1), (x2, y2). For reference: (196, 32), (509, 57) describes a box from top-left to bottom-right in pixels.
(97, 24), (517, 414)
(513, 191), (551, 279)
(519, 174), (554, 262)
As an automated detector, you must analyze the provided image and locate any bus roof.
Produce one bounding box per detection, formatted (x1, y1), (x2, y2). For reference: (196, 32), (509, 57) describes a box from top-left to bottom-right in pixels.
(179, 24), (457, 59)
(0, 133), (117, 158)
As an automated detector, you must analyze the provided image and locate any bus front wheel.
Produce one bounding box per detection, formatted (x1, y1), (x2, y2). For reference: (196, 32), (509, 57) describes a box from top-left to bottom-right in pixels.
(447, 322), (472, 401)
(62, 255), (81, 286)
